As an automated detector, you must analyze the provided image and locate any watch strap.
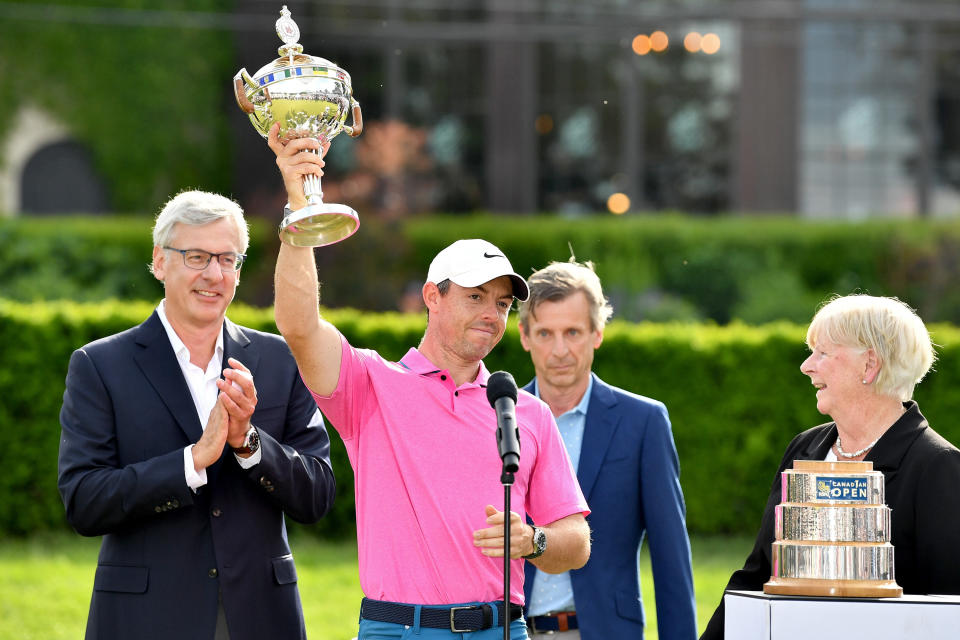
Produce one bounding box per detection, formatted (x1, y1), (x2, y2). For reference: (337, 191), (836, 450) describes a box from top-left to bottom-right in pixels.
(232, 426), (260, 455)
(523, 524), (547, 560)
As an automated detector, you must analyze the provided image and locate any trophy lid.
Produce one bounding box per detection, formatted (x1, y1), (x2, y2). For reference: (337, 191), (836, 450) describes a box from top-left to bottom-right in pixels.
(249, 5), (352, 89)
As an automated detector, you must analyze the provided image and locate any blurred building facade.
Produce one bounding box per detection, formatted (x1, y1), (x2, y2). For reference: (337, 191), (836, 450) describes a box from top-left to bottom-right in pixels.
(5, 0), (960, 218)
(227, 0), (960, 219)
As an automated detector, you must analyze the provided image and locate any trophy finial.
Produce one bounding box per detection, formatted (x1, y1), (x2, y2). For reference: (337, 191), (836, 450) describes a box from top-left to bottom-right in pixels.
(276, 5), (303, 57)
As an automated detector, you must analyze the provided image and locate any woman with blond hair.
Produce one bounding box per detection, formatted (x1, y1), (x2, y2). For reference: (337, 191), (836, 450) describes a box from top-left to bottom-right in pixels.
(701, 294), (960, 639)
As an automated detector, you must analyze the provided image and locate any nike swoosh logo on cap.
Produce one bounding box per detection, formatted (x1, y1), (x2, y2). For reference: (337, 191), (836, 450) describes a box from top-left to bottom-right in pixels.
(483, 252), (505, 259)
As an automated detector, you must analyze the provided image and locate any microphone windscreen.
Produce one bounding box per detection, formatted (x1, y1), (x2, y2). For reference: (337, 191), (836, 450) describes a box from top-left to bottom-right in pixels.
(486, 370), (518, 406)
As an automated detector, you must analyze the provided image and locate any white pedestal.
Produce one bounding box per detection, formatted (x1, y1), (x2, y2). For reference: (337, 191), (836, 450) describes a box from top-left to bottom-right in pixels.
(724, 590), (960, 640)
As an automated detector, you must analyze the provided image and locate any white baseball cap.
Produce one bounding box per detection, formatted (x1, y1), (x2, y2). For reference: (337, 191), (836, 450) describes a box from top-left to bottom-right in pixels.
(426, 239), (529, 301)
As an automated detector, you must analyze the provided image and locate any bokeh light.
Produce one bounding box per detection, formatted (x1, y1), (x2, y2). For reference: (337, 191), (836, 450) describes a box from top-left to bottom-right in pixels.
(650, 30), (669, 52)
(684, 32), (702, 53)
(701, 32), (721, 54)
(607, 193), (631, 215)
(535, 114), (554, 134)
(632, 34), (651, 56)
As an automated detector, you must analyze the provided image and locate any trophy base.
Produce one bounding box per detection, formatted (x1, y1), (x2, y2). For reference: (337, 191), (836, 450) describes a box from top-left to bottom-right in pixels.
(764, 577), (903, 598)
(279, 202), (359, 247)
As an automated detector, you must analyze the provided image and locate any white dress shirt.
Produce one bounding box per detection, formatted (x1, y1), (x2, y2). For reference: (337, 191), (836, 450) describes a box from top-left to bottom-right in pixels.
(156, 301), (260, 492)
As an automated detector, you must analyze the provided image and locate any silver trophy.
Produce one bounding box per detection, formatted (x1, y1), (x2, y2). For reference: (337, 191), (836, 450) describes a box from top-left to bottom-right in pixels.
(764, 460), (902, 598)
(233, 5), (363, 247)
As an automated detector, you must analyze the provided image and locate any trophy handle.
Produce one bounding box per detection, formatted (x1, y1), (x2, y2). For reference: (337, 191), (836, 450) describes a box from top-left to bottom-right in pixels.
(342, 99), (364, 138)
(233, 69), (259, 115)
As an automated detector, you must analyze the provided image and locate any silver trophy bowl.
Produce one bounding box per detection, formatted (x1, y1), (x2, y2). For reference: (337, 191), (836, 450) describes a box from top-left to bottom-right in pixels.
(234, 5), (363, 247)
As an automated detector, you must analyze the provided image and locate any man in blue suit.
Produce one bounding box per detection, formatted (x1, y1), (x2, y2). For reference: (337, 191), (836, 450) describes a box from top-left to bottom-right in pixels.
(58, 190), (337, 640)
(518, 260), (696, 640)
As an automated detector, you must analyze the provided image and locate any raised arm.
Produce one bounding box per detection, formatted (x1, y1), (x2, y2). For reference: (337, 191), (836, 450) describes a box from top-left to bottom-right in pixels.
(268, 123), (343, 396)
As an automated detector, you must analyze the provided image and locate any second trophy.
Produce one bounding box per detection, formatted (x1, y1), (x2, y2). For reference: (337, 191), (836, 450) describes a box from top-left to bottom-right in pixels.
(234, 5), (363, 247)
(764, 459), (901, 598)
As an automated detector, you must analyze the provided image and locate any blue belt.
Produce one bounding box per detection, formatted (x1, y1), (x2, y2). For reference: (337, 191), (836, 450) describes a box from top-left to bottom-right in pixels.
(360, 598), (523, 633)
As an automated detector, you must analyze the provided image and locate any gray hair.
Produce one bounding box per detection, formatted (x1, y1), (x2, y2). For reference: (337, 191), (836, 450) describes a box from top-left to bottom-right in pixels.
(518, 260), (613, 333)
(806, 294), (936, 401)
(150, 190), (249, 273)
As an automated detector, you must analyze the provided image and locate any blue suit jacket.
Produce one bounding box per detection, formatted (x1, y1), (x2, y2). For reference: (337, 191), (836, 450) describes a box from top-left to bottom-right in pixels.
(523, 374), (696, 640)
(58, 311), (336, 640)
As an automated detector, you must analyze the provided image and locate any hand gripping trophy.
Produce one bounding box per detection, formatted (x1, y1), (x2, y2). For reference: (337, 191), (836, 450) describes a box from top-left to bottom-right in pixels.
(234, 6), (363, 246)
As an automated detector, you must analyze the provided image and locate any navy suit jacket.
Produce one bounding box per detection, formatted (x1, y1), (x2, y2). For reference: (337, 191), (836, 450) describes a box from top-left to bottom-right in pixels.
(523, 374), (697, 640)
(58, 311), (336, 640)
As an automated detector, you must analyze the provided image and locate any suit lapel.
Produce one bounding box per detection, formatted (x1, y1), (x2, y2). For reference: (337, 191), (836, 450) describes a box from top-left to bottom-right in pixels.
(865, 401), (926, 483)
(576, 375), (619, 500)
(132, 312), (204, 443)
(222, 317), (255, 375)
(798, 423), (837, 461)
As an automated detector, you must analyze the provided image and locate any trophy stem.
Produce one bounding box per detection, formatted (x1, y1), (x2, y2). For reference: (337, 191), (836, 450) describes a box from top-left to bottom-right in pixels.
(303, 147), (325, 202)
(281, 145), (358, 247)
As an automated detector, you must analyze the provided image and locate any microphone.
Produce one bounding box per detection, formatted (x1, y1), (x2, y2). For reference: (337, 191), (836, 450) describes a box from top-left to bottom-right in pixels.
(487, 371), (521, 473)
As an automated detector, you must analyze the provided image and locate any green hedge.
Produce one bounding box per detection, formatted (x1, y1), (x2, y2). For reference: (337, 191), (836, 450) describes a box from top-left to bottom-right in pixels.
(404, 215), (960, 324)
(4, 299), (959, 538)
(7, 214), (960, 325)
(0, 217), (279, 307)
(0, 216), (415, 311)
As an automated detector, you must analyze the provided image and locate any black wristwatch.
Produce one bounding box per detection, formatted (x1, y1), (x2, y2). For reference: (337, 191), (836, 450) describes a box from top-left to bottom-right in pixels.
(523, 524), (547, 559)
(232, 427), (260, 456)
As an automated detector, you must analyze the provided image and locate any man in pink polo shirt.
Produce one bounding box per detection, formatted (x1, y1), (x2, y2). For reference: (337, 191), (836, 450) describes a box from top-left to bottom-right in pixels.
(269, 125), (590, 639)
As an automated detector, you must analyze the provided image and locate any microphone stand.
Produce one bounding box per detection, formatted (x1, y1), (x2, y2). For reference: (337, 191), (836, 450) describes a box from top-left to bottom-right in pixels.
(501, 462), (515, 640)
(488, 371), (520, 640)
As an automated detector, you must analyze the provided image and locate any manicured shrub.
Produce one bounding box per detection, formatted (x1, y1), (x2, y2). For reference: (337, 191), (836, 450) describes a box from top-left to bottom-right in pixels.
(8, 215), (960, 325)
(4, 300), (958, 538)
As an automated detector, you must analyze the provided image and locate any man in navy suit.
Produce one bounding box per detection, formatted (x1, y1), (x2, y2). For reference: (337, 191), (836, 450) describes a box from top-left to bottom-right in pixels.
(58, 190), (336, 640)
(518, 260), (697, 640)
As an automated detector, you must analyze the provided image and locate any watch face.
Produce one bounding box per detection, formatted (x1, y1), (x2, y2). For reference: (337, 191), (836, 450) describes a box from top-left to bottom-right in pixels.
(525, 525), (546, 559)
(235, 428), (260, 454)
(246, 429), (260, 453)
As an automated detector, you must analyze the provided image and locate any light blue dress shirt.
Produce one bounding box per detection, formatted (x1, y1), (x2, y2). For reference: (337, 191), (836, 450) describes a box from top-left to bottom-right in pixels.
(526, 376), (593, 617)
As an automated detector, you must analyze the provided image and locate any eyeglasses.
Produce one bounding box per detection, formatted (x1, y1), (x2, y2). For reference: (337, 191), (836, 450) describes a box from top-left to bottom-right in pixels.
(163, 247), (246, 271)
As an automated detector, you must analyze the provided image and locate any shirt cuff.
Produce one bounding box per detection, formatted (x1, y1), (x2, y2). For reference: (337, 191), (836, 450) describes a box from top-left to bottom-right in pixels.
(235, 446), (262, 468)
(184, 446), (208, 492)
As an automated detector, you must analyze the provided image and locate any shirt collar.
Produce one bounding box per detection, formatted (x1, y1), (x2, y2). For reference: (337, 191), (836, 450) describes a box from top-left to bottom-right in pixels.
(532, 373), (593, 417)
(571, 375), (594, 415)
(398, 347), (491, 387)
(156, 300), (224, 367)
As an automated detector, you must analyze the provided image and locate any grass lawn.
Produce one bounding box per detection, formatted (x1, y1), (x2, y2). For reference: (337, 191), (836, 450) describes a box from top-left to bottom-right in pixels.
(0, 532), (753, 640)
